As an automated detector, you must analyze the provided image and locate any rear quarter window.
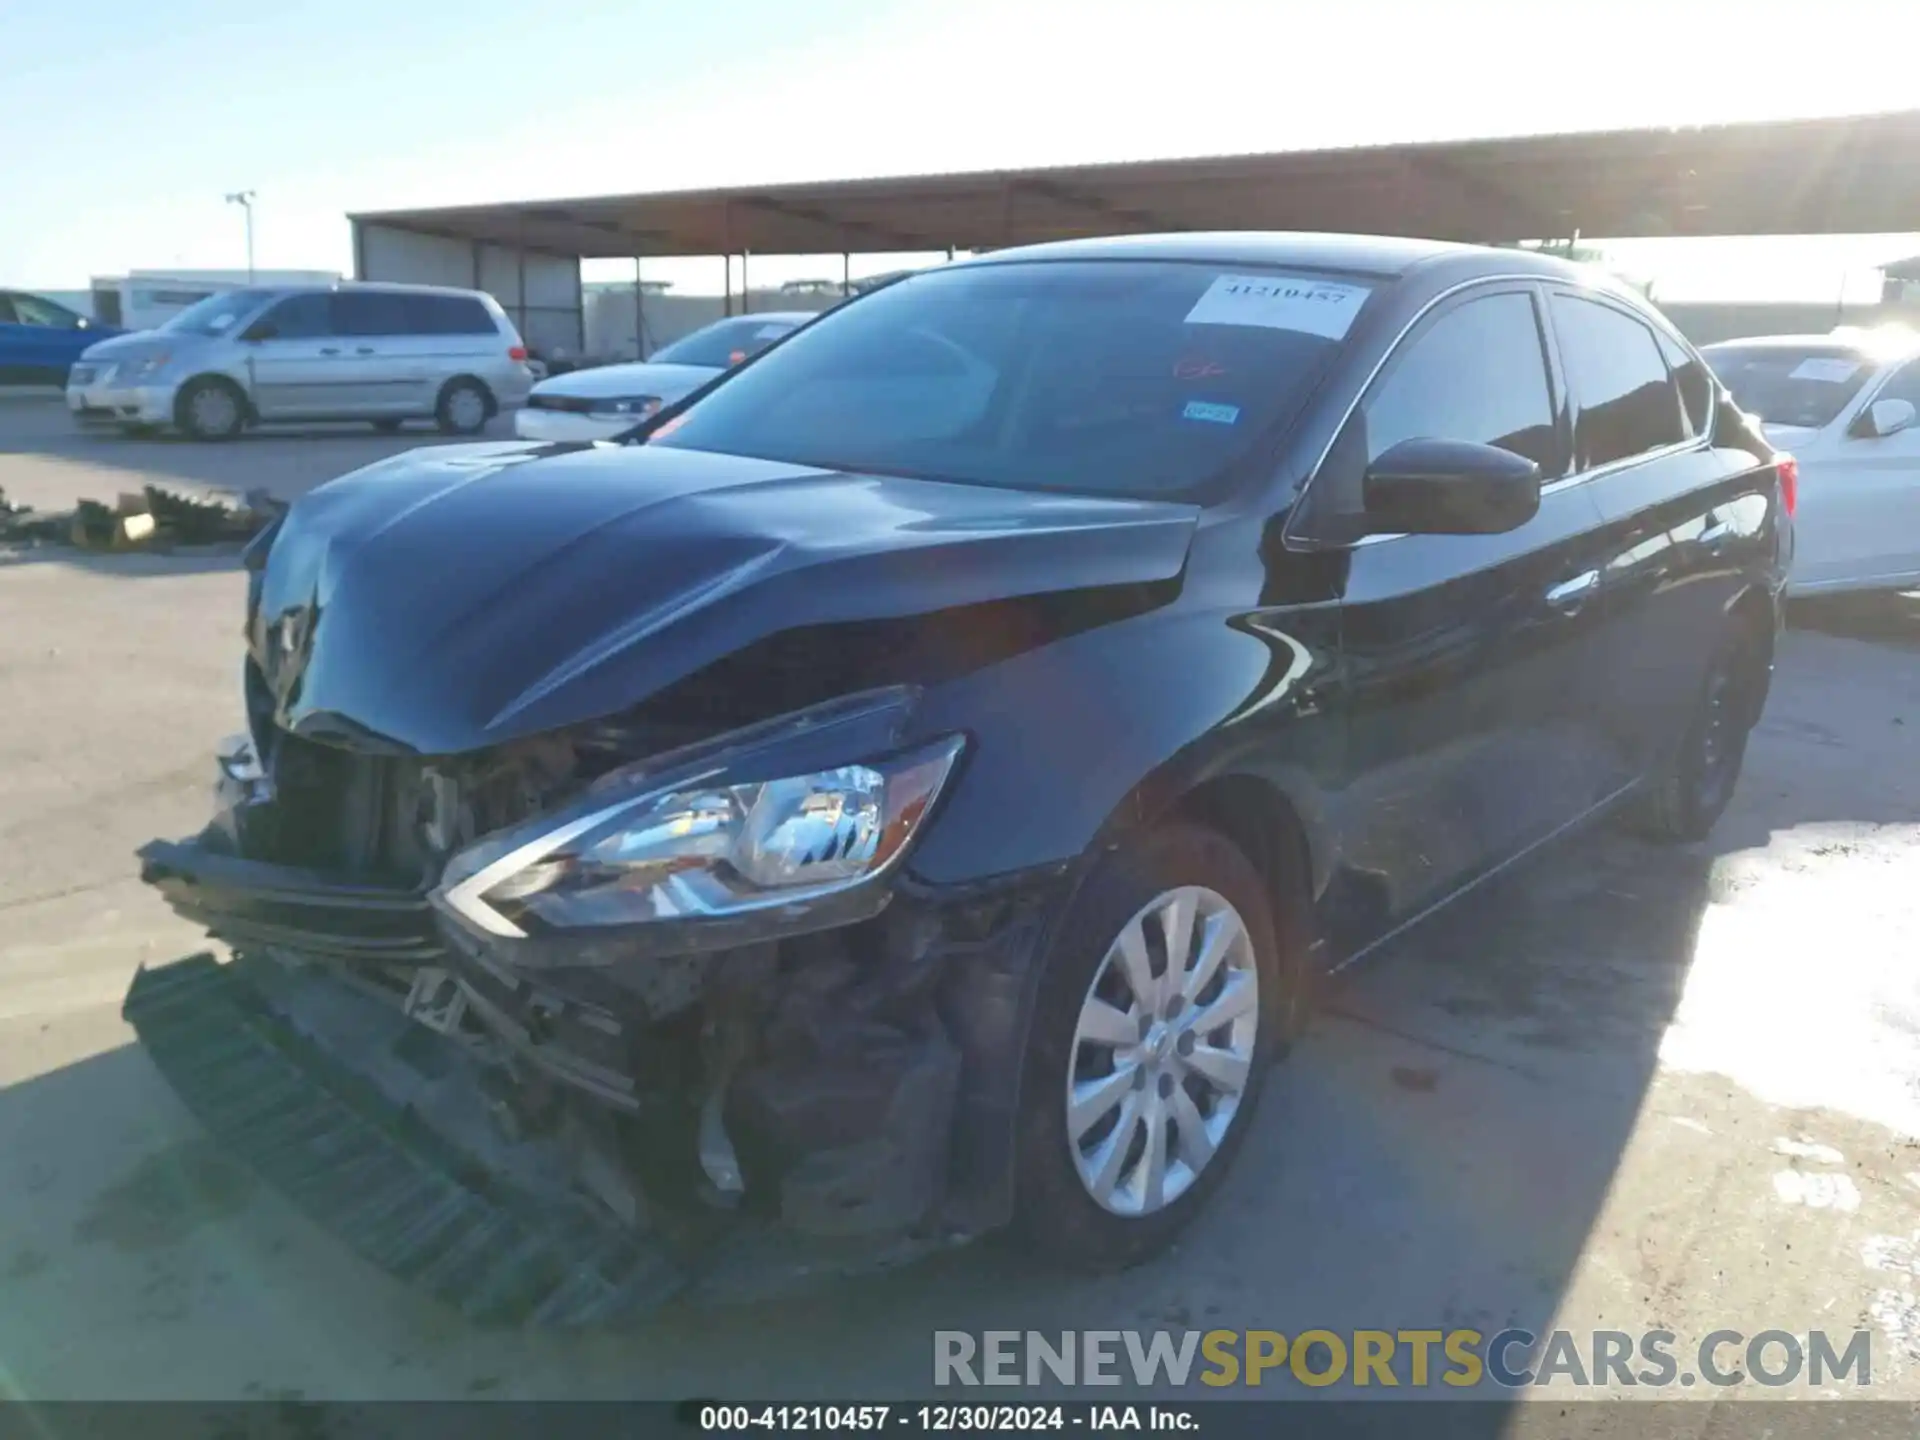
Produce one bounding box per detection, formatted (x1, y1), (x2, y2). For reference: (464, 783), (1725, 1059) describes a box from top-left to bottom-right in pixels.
(405, 293), (498, 335)
(1655, 327), (1715, 438)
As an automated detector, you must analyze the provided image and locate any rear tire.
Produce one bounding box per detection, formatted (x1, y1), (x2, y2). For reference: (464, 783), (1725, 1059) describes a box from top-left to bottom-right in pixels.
(1011, 823), (1288, 1272)
(1627, 617), (1768, 843)
(174, 377), (247, 441)
(435, 378), (491, 436)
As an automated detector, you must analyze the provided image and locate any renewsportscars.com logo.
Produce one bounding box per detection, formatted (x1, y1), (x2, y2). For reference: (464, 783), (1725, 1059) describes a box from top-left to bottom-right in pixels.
(933, 1329), (1874, 1391)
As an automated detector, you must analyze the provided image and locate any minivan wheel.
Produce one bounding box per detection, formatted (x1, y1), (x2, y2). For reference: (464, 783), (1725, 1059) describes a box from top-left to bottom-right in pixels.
(435, 379), (491, 435)
(1012, 823), (1284, 1271)
(1628, 620), (1766, 843)
(175, 377), (247, 441)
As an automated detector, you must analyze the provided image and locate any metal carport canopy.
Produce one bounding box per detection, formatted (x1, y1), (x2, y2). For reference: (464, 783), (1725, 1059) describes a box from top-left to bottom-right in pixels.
(350, 109), (1920, 257)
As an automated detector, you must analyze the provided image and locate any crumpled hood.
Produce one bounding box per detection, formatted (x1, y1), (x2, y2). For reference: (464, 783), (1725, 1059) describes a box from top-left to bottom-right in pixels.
(533, 361), (720, 404)
(249, 441), (1200, 754)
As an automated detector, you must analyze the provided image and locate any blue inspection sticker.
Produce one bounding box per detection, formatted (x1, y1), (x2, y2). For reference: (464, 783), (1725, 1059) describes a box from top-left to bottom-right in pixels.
(1182, 400), (1241, 425)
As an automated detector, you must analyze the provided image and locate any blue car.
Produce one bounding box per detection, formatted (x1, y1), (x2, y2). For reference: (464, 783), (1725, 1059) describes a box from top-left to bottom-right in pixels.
(0, 290), (123, 386)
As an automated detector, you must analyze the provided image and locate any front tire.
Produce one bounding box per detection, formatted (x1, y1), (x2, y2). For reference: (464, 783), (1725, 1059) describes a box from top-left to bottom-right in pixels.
(435, 378), (491, 435)
(174, 377), (247, 441)
(1012, 823), (1286, 1271)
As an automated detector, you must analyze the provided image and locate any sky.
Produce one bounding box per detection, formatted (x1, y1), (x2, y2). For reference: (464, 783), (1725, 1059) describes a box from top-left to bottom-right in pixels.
(5, 0), (1919, 301)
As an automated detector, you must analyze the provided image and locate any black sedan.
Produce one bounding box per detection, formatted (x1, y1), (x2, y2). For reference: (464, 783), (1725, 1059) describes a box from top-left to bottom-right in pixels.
(132, 232), (1790, 1319)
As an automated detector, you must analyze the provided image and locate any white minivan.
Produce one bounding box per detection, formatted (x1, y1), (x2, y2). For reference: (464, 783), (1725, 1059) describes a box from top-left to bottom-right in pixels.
(67, 282), (536, 440)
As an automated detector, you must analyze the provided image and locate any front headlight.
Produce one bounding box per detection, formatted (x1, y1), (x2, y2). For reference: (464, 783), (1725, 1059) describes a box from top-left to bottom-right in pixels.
(587, 395), (661, 418)
(123, 351), (174, 381)
(434, 700), (963, 940)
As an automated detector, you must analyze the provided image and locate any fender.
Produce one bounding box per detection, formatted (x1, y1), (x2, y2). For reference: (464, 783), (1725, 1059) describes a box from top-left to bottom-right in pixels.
(904, 599), (1347, 1231)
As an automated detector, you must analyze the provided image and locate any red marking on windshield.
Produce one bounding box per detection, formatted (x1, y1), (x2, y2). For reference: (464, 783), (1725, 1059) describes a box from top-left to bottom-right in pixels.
(1174, 356), (1227, 379)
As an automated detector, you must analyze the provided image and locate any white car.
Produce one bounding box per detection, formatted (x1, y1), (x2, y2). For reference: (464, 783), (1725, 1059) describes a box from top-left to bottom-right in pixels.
(514, 312), (814, 442)
(1703, 331), (1920, 596)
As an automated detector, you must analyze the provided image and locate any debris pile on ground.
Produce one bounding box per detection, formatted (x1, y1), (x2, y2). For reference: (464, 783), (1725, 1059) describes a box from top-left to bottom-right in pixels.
(0, 484), (285, 553)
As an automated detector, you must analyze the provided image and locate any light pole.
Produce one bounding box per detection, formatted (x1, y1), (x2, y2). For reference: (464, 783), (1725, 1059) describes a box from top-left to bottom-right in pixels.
(225, 190), (257, 282)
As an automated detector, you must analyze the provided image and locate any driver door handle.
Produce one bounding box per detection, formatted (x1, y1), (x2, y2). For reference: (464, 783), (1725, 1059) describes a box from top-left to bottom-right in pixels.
(1546, 569), (1600, 613)
(319, 347), (341, 356)
(355, 346), (376, 355)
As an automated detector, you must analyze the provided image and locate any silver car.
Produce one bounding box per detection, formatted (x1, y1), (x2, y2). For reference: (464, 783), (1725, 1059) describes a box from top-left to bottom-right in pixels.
(66, 283), (535, 440)
(514, 312), (814, 443)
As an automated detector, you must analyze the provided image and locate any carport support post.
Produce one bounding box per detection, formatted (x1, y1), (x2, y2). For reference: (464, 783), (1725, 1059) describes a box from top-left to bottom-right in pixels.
(742, 250), (750, 315)
(633, 256), (647, 360)
(841, 251), (850, 297)
(516, 243), (528, 346)
(723, 203), (734, 317)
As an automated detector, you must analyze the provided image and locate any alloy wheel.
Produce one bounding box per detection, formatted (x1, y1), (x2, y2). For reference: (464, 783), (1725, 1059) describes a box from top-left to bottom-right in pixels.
(1065, 885), (1260, 1216)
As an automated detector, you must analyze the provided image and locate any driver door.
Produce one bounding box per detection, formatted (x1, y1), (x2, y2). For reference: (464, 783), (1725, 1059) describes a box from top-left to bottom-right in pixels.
(244, 292), (347, 419)
(1320, 285), (1619, 950)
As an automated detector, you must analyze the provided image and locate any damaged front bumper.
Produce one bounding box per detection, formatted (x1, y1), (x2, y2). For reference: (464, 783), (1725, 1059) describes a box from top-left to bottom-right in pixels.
(133, 825), (1067, 1321)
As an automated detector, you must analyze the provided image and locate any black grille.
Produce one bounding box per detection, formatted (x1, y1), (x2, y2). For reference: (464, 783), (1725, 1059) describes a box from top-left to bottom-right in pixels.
(527, 392), (597, 414)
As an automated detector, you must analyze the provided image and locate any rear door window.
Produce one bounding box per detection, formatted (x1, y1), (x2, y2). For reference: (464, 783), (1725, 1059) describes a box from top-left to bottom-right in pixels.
(1551, 293), (1689, 469)
(330, 290), (412, 338)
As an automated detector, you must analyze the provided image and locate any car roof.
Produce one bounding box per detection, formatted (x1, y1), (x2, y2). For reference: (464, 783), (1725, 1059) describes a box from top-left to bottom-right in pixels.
(238, 281), (493, 300)
(953, 230), (1587, 282)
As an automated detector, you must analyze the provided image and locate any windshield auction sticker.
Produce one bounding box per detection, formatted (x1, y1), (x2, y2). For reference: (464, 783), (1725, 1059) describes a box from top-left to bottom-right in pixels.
(1184, 274), (1371, 339)
(1789, 357), (1862, 384)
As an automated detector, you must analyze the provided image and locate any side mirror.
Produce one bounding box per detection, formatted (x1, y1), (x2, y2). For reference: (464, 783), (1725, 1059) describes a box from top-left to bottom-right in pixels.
(1362, 438), (1542, 536)
(1850, 397), (1916, 440)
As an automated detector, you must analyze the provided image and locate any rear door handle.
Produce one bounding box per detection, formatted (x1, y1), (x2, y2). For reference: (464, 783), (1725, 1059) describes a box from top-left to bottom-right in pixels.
(1545, 569), (1600, 613)
(355, 346), (376, 355)
(319, 347), (341, 355)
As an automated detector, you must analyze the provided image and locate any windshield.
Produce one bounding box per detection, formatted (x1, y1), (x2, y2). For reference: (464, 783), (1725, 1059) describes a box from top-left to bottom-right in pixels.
(648, 261), (1373, 498)
(652, 315), (804, 368)
(161, 288), (277, 338)
(1703, 343), (1876, 429)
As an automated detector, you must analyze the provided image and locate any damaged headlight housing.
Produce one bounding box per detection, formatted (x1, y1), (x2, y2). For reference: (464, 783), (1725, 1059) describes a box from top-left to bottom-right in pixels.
(434, 692), (963, 940)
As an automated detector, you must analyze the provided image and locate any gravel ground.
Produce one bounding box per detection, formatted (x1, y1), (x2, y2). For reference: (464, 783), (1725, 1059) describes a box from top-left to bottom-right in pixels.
(3, 396), (1919, 1403)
